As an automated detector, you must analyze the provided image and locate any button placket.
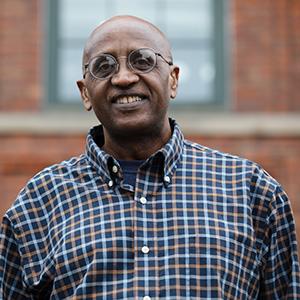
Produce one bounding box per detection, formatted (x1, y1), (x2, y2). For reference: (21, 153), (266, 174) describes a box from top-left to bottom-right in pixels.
(134, 164), (160, 299)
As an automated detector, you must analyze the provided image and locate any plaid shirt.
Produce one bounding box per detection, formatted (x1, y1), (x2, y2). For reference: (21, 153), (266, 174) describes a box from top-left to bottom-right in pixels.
(1, 120), (300, 299)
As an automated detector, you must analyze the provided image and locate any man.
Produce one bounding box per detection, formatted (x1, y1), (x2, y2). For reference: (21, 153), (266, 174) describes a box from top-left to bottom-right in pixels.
(0, 15), (299, 299)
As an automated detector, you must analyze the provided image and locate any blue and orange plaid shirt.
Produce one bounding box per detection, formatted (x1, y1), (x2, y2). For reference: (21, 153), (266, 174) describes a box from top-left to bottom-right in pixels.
(1, 120), (300, 299)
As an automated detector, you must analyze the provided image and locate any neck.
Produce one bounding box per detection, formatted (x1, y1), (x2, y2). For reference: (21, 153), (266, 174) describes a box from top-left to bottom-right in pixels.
(102, 123), (172, 160)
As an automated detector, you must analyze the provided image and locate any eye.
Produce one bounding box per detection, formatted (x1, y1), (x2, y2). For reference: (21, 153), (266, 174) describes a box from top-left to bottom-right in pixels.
(91, 55), (116, 78)
(135, 58), (150, 67)
(130, 49), (156, 71)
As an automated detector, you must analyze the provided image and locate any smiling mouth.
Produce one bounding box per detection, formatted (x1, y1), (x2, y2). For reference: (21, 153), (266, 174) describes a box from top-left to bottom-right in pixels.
(114, 95), (145, 104)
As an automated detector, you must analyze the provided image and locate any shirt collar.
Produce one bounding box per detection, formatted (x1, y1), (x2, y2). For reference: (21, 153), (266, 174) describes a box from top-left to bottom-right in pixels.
(85, 118), (184, 185)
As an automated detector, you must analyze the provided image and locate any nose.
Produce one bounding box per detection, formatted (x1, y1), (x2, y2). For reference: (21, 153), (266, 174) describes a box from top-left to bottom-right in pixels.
(110, 59), (139, 87)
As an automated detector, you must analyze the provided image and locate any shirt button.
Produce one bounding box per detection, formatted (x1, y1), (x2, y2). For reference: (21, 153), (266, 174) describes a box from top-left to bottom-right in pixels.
(141, 246), (150, 254)
(143, 296), (151, 300)
(140, 197), (147, 204)
(108, 180), (114, 187)
(112, 165), (118, 173)
(164, 175), (170, 183)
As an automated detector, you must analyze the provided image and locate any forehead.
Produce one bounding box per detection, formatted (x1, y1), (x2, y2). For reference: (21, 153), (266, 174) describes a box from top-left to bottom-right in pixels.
(85, 19), (169, 58)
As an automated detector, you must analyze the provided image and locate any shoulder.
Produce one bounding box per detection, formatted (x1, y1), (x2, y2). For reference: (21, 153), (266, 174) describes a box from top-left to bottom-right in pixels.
(26, 153), (91, 188)
(183, 138), (254, 166)
(5, 154), (93, 223)
(182, 138), (280, 194)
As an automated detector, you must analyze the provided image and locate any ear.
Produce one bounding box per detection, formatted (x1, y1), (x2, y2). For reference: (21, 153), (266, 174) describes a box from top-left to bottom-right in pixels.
(76, 80), (92, 111)
(169, 65), (180, 99)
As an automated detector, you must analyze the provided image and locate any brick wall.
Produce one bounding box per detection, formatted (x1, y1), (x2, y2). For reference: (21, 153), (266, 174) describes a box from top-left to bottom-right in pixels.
(232, 0), (300, 111)
(0, 0), (42, 111)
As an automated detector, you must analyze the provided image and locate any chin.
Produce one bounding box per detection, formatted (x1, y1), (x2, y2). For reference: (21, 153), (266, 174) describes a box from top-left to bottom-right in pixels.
(111, 118), (161, 138)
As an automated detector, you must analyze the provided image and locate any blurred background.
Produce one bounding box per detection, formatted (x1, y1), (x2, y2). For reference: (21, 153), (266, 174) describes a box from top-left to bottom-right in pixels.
(0, 0), (299, 244)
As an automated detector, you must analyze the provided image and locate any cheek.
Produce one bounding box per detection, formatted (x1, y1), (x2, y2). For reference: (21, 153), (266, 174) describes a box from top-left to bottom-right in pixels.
(87, 83), (108, 107)
(148, 72), (171, 99)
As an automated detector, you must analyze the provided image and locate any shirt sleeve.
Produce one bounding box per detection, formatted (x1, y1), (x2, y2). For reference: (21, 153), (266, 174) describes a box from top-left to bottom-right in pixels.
(259, 185), (300, 299)
(0, 216), (31, 299)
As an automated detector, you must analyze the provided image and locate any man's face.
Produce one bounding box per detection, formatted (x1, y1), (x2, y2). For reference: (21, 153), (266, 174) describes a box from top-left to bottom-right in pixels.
(77, 18), (179, 139)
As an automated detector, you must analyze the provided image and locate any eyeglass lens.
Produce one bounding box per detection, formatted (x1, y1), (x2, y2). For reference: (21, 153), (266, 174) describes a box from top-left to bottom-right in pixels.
(89, 48), (157, 79)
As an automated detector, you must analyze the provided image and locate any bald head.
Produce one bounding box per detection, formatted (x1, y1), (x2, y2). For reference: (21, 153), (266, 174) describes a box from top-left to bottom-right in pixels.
(82, 15), (172, 69)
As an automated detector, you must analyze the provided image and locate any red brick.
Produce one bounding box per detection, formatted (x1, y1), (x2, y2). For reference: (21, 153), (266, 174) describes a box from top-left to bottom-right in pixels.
(232, 0), (300, 111)
(0, 0), (41, 111)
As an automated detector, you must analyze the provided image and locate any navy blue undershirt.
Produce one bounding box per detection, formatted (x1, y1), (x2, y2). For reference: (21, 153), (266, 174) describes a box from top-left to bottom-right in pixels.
(117, 160), (145, 187)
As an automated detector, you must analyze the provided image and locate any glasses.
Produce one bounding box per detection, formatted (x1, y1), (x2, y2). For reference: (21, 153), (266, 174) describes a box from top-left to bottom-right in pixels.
(83, 48), (173, 80)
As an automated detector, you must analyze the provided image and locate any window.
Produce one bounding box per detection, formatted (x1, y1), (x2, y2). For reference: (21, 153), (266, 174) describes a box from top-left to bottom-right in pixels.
(47, 0), (225, 107)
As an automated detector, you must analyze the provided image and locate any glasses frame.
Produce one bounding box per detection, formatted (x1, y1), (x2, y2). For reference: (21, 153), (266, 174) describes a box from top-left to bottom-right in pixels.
(83, 48), (173, 80)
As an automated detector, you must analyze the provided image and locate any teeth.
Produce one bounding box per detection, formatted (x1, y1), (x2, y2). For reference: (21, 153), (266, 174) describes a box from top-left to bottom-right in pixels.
(116, 96), (142, 104)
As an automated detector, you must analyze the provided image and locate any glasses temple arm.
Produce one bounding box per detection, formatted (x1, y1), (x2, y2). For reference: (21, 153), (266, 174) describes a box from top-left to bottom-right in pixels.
(82, 64), (89, 78)
(156, 53), (173, 66)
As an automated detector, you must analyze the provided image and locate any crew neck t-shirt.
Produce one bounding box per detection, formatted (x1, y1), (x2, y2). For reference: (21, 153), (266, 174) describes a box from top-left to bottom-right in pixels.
(117, 159), (145, 188)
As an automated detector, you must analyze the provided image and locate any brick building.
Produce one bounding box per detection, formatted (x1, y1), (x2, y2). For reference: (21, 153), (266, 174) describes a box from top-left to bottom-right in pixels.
(1, 0), (300, 247)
